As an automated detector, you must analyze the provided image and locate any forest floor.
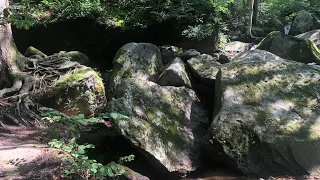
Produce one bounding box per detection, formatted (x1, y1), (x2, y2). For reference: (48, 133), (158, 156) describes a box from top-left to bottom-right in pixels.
(1, 124), (320, 180)
(0, 125), (63, 180)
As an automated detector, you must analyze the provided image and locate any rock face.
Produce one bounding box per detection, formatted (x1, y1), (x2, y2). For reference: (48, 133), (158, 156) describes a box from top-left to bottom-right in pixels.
(109, 43), (163, 93)
(107, 78), (208, 173)
(257, 31), (320, 64)
(43, 67), (106, 117)
(296, 29), (320, 48)
(291, 10), (320, 35)
(157, 57), (192, 88)
(204, 50), (320, 177)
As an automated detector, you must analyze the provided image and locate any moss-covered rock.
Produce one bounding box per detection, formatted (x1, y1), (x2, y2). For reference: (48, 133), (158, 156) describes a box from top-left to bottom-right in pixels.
(24, 46), (47, 58)
(204, 49), (320, 177)
(257, 31), (320, 64)
(157, 57), (192, 88)
(42, 67), (106, 117)
(116, 164), (150, 180)
(109, 42), (163, 94)
(291, 10), (320, 35)
(296, 29), (320, 48)
(54, 51), (90, 65)
(106, 78), (209, 173)
(187, 54), (221, 83)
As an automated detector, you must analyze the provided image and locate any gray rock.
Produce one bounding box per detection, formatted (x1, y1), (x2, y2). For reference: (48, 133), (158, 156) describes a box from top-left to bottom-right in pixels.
(204, 49), (320, 177)
(257, 31), (320, 64)
(180, 49), (201, 61)
(187, 54), (221, 85)
(43, 67), (106, 117)
(159, 45), (183, 64)
(291, 10), (320, 35)
(224, 41), (253, 60)
(110, 43), (163, 94)
(55, 51), (90, 65)
(157, 57), (192, 88)
(24, 46), (47, 58)
(107, 78), (209, 173)
(295, 29), (320, 48)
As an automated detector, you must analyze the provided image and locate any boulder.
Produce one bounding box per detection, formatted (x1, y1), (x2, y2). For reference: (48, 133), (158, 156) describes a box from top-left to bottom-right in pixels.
(187, 54), (221, 84)
(224, 41), (254, 60)
(180, 49), (201, 61)
(106, 78), (209, 173)
(187, 54), (221, 118)
(252, 27), (266, 37)
(295, 29), (320, 48)
(41, 67), (106, 117)
(159, 45), (183, 64)
(157, 57), (192, 88)
(257, 31), (320, 64)
(54, 51), (90, 65)
(109, 43), (163, 93)
(291, 10), (320, 35)
(24, 46), (47, 58)
(117, 165), (150, 180)
(204, 50), (320, 177)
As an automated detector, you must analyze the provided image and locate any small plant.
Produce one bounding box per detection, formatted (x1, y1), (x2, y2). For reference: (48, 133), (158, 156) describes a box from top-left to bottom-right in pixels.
(49, 138), (134, 179)
(42, 108), (131, 179)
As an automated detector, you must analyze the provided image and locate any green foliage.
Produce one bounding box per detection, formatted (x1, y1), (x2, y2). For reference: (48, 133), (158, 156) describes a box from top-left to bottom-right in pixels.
(261, 0), (310, 22)
(6, 0), (234, 40)
(43, 110), (131, 179)
(49, 138), (134, 178)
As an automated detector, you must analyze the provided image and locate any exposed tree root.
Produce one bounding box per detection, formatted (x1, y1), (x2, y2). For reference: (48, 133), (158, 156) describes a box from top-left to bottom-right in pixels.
(0, 53), (82, 129)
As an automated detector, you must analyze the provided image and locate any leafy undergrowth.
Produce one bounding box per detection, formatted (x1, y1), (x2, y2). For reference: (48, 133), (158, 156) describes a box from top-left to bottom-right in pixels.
(41, 109), (134, 180)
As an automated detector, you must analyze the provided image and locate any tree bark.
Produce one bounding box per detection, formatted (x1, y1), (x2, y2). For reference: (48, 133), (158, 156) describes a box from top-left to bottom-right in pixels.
(252, 0), (259, 25)
(246, 0), (255, 37)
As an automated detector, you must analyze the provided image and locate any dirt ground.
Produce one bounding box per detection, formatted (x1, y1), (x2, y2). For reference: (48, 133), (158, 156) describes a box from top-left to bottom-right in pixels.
(0, 125), (63, 180)
(1, 124), (320, 180)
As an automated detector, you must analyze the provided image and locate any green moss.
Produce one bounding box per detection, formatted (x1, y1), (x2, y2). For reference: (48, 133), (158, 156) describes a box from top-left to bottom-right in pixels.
(113, 48), (127, 64)
(53, 67), (105, 96)
(257, 31), (320, 64)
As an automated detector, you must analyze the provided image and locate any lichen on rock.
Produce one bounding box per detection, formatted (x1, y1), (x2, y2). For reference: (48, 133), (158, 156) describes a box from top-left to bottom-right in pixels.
(109, 42), (163, 94)
(106, 78), (209, 173)
(157, 57), (192, 88)
(42, 67), (106, 117)
(204, 49), (320, 177)
(257, 31), (320, 64)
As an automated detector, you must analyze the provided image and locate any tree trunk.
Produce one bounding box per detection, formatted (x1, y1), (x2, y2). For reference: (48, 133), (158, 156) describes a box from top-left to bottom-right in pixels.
(252, 0), (259, 25)
(0, 0), (35, 98)
(247, 0), (255, 37)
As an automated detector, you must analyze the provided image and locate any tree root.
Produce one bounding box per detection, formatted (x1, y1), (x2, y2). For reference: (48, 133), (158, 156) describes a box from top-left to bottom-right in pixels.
(0, 53), (81, 129)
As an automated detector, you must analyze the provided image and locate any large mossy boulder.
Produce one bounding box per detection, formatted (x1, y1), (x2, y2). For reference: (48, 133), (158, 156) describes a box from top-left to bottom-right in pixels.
(296, 29), (320, 48)
(106, 78), (209, 173)
(257, 31), (320, 64)
(204, 50), (320, 177)
(291, 10), (320, 35)
(41, 67), (106, 117)
(110, 43), (163, 93)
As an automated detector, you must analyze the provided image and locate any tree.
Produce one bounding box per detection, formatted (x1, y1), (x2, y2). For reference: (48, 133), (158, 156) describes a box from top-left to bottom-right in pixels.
(252, 0), (259, 25)
(0, 0), (79, 128)
(247, 0), (255, 37)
